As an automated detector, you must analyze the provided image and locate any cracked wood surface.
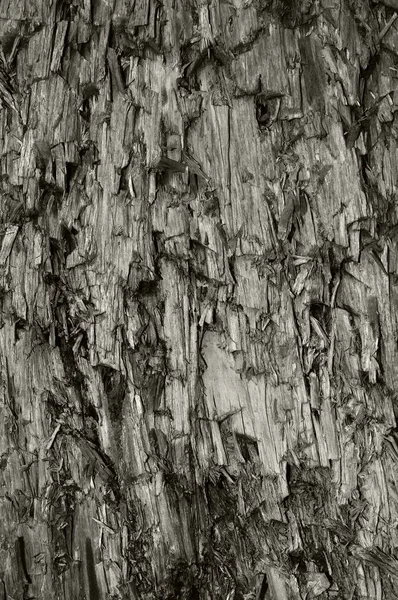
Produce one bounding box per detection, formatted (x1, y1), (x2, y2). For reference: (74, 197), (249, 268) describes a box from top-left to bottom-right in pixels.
(1, 0), (398, 598)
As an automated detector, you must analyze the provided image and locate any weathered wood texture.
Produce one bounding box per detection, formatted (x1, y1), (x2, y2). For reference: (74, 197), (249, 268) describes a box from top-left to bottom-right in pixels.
(1, 0), (398, 598)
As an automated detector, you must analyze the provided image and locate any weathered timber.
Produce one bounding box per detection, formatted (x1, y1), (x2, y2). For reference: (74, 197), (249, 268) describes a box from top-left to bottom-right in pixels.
(1, 0), (398, 599)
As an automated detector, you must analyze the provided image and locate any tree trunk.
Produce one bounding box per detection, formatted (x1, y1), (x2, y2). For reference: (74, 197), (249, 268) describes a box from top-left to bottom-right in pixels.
(2, 0), (398, 598)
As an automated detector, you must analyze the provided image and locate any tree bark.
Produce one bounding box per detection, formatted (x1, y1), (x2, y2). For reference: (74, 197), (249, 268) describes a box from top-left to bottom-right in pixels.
(2, 0), (398, 598)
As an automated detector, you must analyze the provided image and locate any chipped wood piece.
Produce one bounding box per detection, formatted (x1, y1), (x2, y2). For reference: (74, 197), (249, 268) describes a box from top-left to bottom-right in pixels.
(378, 12), (398, 43)
(181, 151), (210, 182)
(45, 423), (61, 450)
(0, 225), (18, 265)
(106, 47), (126, 96)
(92, 517), (116, 535)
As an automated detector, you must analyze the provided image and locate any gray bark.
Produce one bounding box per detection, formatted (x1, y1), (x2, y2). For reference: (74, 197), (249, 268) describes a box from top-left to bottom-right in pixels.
(1, 0), (398, 598)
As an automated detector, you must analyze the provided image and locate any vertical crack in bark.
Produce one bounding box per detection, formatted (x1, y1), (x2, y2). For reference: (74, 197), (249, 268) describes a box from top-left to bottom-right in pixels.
(15, 537), (31, 585)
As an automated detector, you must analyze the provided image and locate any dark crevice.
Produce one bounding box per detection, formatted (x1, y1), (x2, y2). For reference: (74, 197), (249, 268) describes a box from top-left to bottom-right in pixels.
(258, 573), (268, 600)
(96, 365), (127, 424)
(65, 162), (78, 193)
(15, 537), (31, 584)
(85, 538), (100, 600)
(136, 279), (159, 296)
(236, 433), (259, 462)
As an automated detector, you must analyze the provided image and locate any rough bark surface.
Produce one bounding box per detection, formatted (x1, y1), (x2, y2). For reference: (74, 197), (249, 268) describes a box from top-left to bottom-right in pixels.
(2, 0), (398, 598)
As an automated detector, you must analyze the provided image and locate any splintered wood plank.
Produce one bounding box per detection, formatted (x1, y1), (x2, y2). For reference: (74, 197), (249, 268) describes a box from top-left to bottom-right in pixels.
(1, 0), (398, 598)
